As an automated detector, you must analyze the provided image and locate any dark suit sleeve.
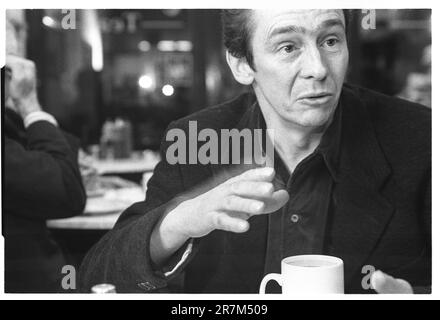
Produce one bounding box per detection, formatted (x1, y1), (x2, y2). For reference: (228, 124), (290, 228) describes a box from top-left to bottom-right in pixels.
(78, 123), (198, 293)
(4, 120), (86, 220)
(419, 166), (431, 292)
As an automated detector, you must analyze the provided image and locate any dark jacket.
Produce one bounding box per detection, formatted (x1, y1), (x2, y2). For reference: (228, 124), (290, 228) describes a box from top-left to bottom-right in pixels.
(3, 107), (86, 292)
(79, 84), (431, 293)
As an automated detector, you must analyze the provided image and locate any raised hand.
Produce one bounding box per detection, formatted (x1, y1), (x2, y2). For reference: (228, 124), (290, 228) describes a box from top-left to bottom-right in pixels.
(372, 270), (413, 294)
(5, 55), (41, 118)
(150, 167), (289, 265)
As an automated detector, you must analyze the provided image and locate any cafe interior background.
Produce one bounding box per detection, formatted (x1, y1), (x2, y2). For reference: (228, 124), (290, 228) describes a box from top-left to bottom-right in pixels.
(4, 9), (431, 288)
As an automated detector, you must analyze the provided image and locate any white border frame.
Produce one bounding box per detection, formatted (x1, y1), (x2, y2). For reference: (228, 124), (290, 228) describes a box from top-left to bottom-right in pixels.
(0, 0), (437, 300)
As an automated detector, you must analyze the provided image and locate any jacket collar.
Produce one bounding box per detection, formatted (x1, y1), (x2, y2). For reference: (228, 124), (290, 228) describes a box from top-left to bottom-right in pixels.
(338, 84), (392, 190)
(330, 84), (394, 286)
(234, 85), (392, 189)
(236, 90), (343, 182)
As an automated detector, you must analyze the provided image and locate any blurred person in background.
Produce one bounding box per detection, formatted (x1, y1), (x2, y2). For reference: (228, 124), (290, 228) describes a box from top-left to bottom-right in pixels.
(398, 45), (431, 108)
(3, 19), (86, 292)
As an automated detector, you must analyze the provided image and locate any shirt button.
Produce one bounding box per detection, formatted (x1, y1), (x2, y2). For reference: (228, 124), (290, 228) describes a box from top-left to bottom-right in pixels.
(291, 214), (300, 223)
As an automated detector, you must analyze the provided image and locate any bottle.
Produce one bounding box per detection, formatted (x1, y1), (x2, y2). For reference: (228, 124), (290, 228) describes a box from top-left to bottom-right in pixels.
(91, 283), (116, 294)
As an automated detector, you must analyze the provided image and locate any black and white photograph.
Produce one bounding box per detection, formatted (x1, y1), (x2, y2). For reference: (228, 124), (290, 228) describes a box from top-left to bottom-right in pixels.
(0, 0), (436, 304)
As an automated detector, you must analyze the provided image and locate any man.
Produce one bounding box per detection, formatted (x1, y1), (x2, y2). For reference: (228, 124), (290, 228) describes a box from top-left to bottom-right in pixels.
(3, 55), (86, 292)
(79, 9), (431, 294)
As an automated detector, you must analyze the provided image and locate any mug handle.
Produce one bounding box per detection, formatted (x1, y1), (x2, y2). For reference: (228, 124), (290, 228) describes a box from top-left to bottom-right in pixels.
(259, 273), (282, 294)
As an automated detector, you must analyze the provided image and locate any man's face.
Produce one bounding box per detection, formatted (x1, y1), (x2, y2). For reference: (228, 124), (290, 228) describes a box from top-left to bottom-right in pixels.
(249, 9), (349, 128)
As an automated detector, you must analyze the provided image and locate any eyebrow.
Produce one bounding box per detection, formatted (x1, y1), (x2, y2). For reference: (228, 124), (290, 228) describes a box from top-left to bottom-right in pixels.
(268, 18), (345, 39)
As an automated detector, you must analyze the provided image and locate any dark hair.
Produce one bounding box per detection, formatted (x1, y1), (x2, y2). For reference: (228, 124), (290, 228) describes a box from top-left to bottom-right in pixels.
(222, 10), (255, 68)
(222, 9), (351, 70)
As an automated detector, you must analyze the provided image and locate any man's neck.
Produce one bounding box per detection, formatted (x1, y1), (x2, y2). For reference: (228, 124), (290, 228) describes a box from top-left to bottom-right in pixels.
(261, 108), (332, 173)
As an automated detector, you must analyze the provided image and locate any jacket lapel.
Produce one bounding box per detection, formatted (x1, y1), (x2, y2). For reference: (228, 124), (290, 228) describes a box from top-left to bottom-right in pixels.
(330, 85), (395, 285)
(208, 92), (260, 178)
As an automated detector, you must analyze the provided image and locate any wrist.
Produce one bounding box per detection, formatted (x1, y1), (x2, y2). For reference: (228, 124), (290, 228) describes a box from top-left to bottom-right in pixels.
(150, 205), (190, 267)
(21, 106), (42, 119)
(15, 96), (42, 118)
(23, 110), (58, 128)
(161, 202), (192, 242)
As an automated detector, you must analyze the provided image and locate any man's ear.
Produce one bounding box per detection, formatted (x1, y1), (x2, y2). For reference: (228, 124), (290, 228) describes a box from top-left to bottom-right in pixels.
(225, 51), (255, 86)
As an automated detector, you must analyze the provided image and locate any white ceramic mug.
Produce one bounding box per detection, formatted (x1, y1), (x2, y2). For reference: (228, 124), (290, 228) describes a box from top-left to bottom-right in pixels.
(259, 255), (344, 294)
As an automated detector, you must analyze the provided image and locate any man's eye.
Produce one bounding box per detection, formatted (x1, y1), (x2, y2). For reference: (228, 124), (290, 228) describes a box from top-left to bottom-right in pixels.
(281, 45), (296, 53)
(324, 38), (339, 47)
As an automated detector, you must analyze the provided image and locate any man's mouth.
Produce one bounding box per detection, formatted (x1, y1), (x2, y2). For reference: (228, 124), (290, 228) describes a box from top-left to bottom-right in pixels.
(297, 92), (333, 105)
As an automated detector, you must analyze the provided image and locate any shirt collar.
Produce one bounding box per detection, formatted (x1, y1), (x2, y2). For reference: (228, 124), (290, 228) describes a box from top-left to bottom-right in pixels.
(247, 98), (343, 182)
(315, 101), (343, 181)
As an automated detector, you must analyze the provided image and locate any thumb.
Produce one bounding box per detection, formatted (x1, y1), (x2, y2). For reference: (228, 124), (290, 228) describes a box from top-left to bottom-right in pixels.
(371, 270), (413, 294)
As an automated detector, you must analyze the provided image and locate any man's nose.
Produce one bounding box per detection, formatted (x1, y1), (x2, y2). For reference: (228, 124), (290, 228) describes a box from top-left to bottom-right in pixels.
(299, 46), (328, 81)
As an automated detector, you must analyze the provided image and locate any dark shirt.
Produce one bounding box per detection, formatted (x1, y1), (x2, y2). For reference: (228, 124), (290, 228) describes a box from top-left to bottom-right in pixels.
(247, 102), (342, 283)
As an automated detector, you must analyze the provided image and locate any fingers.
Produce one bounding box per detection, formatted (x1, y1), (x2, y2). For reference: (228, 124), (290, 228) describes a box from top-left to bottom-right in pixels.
(212, 212), (250, 233)
(262, 189), (290, 213)
(229, 181), (274, 199)
(222, 195), (265, 215)
(220, 168), (289, 216)
(5, 54), (17, 66)
(228, 167), (275, 184)
(208, 167), (289, 236)
(6, 55), (35, 74)
(372, 270), (413, 294)
(226, 180), (289, 212)
(6, 56), (36, 81)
